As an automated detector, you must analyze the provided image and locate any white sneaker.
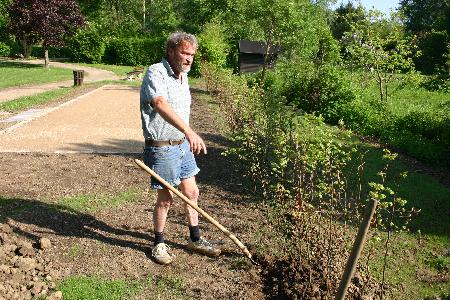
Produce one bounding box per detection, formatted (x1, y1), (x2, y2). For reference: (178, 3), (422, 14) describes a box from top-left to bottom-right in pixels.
(152, 243), (173, 265)
(187, 237), (221, 257)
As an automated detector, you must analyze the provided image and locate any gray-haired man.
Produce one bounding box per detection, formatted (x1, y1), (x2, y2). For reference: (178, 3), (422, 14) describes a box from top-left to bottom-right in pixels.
(140, 32), (220, 264)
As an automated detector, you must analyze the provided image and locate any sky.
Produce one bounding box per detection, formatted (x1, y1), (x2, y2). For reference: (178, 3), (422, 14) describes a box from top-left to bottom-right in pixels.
(332, 0), (399, 15)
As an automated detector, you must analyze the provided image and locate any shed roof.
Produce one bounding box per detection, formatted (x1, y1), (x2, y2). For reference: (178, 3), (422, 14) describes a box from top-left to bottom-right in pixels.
(238, 40), (281, 55)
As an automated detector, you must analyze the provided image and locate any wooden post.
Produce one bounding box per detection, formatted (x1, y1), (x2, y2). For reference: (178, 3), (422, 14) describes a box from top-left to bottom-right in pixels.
(335, 199), (378, 300)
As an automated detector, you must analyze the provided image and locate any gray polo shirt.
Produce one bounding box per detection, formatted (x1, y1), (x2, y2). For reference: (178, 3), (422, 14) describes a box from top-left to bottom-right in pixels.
(140, 58), (191, 141)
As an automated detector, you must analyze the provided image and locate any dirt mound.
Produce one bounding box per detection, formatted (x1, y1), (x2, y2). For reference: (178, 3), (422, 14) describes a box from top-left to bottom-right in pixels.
(257, 252), (381, 300)
(0, 223), (62, 300)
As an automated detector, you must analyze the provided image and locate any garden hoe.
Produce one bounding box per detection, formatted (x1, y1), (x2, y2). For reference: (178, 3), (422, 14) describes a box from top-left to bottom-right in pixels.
(134, 159), (257, 265)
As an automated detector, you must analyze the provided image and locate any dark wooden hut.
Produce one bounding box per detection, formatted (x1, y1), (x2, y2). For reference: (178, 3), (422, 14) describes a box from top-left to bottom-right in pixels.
(238, 40), (281, 74)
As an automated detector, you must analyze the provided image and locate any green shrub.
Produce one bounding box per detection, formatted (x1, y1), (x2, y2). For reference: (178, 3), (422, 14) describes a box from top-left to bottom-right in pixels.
(104, 37), (165, 66)
(414, 30), (449, 74)
(0, 42), (10, 56)
(69, 26), (105, 64)
(273, 61), (357, 123)
(193, 20), (230, 76)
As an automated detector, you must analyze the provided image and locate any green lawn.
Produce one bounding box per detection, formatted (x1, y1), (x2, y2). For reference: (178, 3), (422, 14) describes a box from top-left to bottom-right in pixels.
(0, 61), (73, 88)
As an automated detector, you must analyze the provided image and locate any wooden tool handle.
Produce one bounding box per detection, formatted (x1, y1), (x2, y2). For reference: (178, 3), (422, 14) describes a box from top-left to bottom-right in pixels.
(134, 159), (253, 261)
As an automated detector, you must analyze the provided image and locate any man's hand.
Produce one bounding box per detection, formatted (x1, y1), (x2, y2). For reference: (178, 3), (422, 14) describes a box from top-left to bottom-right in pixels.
(185, 129), (207, 155)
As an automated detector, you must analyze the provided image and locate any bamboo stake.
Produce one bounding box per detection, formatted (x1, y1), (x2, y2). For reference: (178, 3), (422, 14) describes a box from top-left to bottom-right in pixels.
(335, 199), (378, 300)
(134, 159), (255, 263)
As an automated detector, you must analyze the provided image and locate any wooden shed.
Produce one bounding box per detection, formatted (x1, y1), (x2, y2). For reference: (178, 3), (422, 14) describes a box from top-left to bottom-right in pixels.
(238, 40), (281, 74)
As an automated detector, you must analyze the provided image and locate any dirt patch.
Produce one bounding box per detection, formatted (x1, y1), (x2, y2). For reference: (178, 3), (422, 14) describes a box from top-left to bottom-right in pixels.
(0, 88), (266, 299)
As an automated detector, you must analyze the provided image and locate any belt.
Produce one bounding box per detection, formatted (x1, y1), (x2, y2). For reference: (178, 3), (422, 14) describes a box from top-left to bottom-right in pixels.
(145, 138), (184, 147)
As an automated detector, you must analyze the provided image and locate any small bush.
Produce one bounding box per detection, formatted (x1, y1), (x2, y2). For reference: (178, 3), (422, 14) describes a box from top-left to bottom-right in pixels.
(414, 31), (449, 74)
(193, 20), (230, 76)
(274, 61), (357, 123)
(104, 37), (165, 66)
(69, 26), (105, 64)
(0, 41), (10, 56)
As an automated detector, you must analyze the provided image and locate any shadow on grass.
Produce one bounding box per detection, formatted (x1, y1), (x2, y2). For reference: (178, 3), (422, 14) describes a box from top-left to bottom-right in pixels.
(346, 143), (450, 238)
(0, 196), (185, 258)
(0, 61), (44, 69)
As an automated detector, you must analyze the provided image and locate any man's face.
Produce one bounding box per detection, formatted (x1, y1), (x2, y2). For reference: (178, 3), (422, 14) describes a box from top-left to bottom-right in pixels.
(167, 41), (196, 74)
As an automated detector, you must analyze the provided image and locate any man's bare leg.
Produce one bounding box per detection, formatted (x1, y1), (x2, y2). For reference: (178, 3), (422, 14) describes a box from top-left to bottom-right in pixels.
(180, 176), (221, 256)
(179, 176), (199, 226)
(153, 188), (174, 235)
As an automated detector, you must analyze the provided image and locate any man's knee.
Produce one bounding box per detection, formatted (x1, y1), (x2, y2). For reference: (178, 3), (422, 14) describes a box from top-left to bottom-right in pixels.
(156, 189), (174, 208)
(183, 186), (199, 202)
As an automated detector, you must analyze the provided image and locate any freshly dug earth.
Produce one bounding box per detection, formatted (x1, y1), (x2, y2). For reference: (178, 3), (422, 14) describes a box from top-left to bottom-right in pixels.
(0, 88), (266, 299)
(0, 223), (62, 300)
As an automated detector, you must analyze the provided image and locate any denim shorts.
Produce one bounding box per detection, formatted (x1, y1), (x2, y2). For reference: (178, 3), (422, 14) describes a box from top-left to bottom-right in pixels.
(143, 139), (200, 189)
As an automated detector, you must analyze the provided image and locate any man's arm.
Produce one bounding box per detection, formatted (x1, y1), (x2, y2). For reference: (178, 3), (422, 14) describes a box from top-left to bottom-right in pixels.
(152, 96), (207, 155)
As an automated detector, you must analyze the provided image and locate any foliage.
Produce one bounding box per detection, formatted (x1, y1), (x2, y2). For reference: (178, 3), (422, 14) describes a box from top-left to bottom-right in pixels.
(399, 0), (450, 74)
(0, 41), (11, 56)
(31, 45), (71, 58)
(399, 0), (450, 33)
(201, 62), (415, 298)
(271, 59), (356, 123)
(330, 1), (366, 41)
(76, 0), (142, 37)
(103, 37), (165, 66)
(70, 24), (106, 64)
(414, 30), (449, 74)
(192, 20), (230, 76)
(8, 0), (85, 58)
(0, 0), (13, 42)
(334, 74), (450, 166)
(342, 11), (417, 101)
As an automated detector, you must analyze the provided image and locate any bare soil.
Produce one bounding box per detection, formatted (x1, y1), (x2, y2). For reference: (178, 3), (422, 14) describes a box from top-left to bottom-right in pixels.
(0, 86), (267, 299)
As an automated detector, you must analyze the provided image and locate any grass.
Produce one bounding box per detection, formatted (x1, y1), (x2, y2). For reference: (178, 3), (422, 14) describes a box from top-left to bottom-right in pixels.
(59, 190), (139, 213)
(0, 61), (73, 88)
(340, 135), (449, 299)
(57, 274), (188, 300)
(0, 87), (73, 112)
(68, 244), (84, 259)
(344, 72), (450, 166)
(58, 276), (141, 300)
(0, 81), (136, 113)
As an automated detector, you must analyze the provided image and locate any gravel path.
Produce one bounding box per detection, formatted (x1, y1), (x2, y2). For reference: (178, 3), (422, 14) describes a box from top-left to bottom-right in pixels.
(0, 59), (119, 103)
(0, 85), (142, 153)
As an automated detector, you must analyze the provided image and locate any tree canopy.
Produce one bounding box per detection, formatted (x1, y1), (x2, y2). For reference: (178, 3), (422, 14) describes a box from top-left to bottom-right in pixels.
(8, 0), (85, 60)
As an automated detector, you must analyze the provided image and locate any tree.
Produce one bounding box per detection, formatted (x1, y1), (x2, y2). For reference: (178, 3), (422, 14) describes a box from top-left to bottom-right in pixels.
(223, 0), (333, 78)
(330, 1), (366, 41)
(343, 11), (416, 101)
(399, 0), (450, 33)
(8, 0), (85, 67)
(399, 0), (450, 74)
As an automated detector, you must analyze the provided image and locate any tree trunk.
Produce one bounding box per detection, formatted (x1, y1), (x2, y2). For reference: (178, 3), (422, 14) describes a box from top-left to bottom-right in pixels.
(21, 39), (32, 58)
(44, 49), (49, 69)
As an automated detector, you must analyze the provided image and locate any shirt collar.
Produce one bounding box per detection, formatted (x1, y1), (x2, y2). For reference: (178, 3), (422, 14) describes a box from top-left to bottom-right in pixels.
(162, 58), (177, 79)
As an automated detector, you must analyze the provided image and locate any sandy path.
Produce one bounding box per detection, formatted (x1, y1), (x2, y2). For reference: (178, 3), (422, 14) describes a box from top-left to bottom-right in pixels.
(0, 85), (143, 153)
(0, 59), (120, 103)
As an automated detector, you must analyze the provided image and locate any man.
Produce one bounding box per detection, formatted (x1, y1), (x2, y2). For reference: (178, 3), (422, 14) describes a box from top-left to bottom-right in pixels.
(140, 32), (220, 265)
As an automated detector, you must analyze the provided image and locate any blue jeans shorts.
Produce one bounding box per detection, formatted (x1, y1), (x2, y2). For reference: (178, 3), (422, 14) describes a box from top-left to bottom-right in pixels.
(143, 139), (200, 189)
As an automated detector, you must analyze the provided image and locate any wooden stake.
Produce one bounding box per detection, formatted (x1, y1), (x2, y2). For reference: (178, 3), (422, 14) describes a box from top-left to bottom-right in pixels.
(335, 199), (378, 300)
